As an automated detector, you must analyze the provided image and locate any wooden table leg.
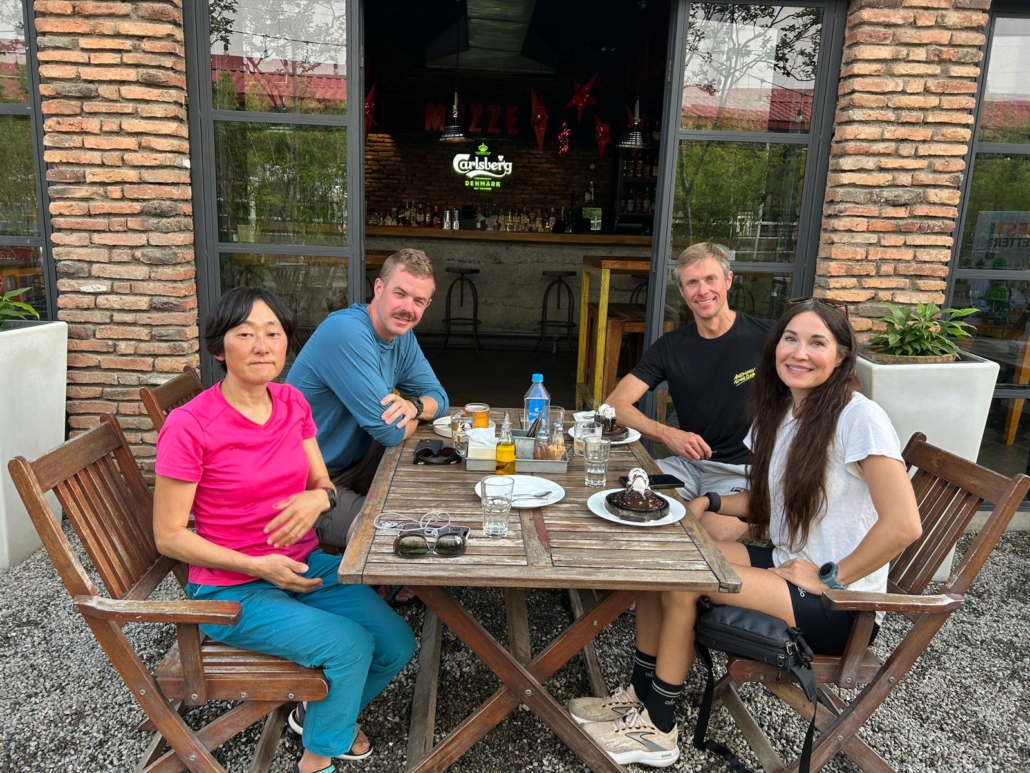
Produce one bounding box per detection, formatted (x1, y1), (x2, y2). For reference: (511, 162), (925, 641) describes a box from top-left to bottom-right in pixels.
(406, 609), (443, 771)
(505, 588), (532, 664)
(406, 586), (638, 773)
(568, 589), (608, 698)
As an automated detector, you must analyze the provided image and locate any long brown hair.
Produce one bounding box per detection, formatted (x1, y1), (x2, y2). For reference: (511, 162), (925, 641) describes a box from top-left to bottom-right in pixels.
(747, 300), (859, 550)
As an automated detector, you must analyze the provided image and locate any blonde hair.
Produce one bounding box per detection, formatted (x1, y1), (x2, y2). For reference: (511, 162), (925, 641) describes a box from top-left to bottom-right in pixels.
(379, 248), (436, 285)
(673, 242), (731, 286)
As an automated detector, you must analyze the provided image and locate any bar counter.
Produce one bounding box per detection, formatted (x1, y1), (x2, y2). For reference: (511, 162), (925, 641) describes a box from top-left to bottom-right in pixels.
(366, 229), (653, 339)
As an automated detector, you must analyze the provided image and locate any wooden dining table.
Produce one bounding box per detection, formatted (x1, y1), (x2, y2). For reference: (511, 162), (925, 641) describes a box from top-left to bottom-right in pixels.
(337, 410), (741, 772)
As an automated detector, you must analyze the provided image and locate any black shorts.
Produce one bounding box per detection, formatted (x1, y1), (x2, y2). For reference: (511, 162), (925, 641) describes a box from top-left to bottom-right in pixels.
(744, 545), (878, 656)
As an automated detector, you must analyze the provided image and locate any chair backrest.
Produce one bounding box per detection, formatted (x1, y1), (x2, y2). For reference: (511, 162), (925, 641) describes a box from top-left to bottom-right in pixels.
(140, 365), (202, 432)
(893, 432), (1030, 598)
(7, 414), (177, 602)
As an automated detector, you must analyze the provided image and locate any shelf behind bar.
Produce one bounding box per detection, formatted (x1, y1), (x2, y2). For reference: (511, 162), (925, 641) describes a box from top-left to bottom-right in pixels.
(365, 226), (651, 246)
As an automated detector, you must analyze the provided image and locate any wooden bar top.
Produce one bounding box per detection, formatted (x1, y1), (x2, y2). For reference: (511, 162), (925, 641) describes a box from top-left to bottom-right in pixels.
(367, 226), (651, 247)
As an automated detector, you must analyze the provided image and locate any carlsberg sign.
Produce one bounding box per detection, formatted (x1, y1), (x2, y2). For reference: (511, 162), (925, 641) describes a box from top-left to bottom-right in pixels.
(452, 143), (512, 189)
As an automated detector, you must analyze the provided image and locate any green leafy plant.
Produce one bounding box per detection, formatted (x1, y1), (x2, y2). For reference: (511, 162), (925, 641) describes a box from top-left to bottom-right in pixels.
(867, 302), (976, 358)
(0, 287), (41, 324)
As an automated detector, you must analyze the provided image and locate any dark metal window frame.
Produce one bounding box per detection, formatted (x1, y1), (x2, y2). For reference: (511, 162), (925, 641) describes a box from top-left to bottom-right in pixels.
(1, 0), (56, 319)
(184, 0), (364, 379)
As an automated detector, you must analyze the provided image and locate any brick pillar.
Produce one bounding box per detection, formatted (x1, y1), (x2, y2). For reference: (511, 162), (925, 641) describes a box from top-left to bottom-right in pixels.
(817, 0), (991, 335)
(33, 0), (197, 469)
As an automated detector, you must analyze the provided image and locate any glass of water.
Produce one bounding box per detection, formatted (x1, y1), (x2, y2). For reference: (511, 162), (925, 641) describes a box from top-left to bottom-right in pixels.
(574, 419), (600, 456)
(584, 437), (612, 488)
(481, 475), (514, 537)
(451, 410), (471, 457)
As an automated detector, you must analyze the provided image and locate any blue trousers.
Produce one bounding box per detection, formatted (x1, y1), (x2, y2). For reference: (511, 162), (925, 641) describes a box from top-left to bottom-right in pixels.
(186, 550), (415, 758)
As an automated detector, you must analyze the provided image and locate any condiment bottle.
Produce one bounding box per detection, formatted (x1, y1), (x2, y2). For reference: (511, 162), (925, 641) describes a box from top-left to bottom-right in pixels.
(496, 413), (516, 474)
(533, 426), (551, 460)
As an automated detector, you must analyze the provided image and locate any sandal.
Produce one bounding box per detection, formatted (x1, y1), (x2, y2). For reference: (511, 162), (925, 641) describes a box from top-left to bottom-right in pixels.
(293, 764), (334, 773)
(289, 705), (372, 762)
(385, 585), (420, 608)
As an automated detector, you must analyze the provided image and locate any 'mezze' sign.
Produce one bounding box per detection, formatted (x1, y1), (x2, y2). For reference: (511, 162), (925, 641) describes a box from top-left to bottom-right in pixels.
(426, 102), (519, 135)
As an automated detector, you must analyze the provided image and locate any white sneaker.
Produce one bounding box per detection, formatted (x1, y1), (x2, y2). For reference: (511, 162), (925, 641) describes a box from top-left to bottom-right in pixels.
(582, 707), (680, 768)
(567, 684), (644, 724)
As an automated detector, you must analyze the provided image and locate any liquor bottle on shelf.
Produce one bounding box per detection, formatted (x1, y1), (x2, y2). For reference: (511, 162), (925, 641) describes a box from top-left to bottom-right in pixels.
(416, 202), (424, 226)
(643, 190), (651, 213)
(452, 209), (460, 230)
(443, 209), (451, 230)
(433, 206), (442, 228)
(548, 207), (557, 231)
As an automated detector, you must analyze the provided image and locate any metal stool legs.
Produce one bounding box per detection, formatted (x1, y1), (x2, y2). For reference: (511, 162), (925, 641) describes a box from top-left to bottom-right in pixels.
(441, 271), (483, 356)
(535, 271), (576, 358)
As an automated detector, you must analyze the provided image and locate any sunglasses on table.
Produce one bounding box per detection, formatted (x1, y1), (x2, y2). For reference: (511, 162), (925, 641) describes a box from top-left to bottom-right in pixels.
(786, 296), (850, 319)
(393, 524), (469, 559)
(413, 443), (460, 465)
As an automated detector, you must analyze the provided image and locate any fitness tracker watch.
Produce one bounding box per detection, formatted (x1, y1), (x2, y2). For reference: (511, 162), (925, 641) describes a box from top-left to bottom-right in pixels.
(818, 561), (845, 590)
(702, 491), (722, 515)
(408, 395), (425, 420)
(322, 487), (338, 513)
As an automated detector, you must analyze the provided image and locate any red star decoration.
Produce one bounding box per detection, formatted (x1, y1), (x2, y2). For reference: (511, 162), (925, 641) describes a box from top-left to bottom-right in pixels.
(593, 115), (611, 160)
(565, 74), (599, 124)
(530, 88), (548, 151)
(364, 84), (377, 137)
(558, 122), (570, 156)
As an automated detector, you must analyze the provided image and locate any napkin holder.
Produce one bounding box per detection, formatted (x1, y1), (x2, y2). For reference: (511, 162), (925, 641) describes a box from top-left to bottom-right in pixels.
(464, 427), (498, 472)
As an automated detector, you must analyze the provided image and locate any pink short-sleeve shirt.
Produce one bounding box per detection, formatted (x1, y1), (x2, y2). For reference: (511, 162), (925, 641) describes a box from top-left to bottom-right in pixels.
(155, 381), (320, 586)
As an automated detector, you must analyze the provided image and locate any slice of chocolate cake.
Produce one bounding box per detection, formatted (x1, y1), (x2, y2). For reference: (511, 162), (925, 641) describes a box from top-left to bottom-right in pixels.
(594, 403), (629, 441)
(604, 468), (669, 523)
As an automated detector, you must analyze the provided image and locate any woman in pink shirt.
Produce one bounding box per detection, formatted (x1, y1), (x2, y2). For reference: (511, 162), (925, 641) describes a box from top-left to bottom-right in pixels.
(154, 287), (415, 773)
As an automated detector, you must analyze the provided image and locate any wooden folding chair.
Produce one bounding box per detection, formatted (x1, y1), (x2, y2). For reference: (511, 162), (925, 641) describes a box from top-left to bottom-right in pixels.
(140, 365), (202, 432)
(711, 432), (1030, 773)
(7, 414), (327, 773)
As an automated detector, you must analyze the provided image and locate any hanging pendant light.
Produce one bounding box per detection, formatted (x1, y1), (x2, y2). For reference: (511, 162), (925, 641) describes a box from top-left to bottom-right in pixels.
(618, 97), (647, 149)
(440, 7), (466, 143)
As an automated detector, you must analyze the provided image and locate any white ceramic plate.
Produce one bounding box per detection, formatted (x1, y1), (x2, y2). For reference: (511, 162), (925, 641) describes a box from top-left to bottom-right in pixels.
(572, 411), (596, 423)
(586, 489), (686, 528)
(567, 425), (642, 446)
(433, 416), (495, 438)
(474, 475), (566, 507)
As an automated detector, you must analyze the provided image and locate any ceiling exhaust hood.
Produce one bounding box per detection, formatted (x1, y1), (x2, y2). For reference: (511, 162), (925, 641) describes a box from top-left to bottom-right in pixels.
(425, 0), (556, 75)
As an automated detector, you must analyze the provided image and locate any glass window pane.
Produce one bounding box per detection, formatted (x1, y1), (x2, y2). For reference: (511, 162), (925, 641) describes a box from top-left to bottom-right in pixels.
(952, 277), (1030, 389)
(671, 140), (806, 262)
(0, 0), (28, 104)
(957, 154), (1030, 270)
(681, 4), (821, 133)
(215, 122), (347, 246)
(220, 252), (348, 350)
(0, 114), (39, 237)
(977, 17), (1030, 144)
(978, 397), (1030, 492)
(210, 0), (347, 114)
(0, 246), (48, 319)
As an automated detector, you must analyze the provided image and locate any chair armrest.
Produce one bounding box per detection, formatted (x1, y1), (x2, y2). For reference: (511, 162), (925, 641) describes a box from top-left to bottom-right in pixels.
(74, 596), (242, 625)
(821, 589), (963, 615)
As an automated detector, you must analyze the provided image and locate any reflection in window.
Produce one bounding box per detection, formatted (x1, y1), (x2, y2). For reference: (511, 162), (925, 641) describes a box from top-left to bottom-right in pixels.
(209, 0), (347, 114)
(979, 397), (1030, 488)
(681, 4), (821, 133)
(0, 246), (47, 318)
(958, 155), (1030, 270)
(0, 115), (38, 238)
(220, 252), (348, 350)
(671, 140), (806, 262)
(0, 0), (28, 104)
(215, 122), (347, 246)
(952, 277), (1030, 390)
(662, 269), (792, 333)
(978, 17), (1030, 144)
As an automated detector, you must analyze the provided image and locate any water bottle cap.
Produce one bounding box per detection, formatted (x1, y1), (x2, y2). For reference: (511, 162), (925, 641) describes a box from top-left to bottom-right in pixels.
(532, 373), (543, 382)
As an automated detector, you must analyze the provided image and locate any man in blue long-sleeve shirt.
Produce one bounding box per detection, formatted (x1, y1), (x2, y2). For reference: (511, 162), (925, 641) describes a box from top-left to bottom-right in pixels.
(287, 249), (449, 547)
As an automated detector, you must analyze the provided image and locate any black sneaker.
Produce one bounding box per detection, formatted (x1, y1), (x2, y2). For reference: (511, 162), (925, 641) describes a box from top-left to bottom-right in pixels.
(288, 702), (305, 736)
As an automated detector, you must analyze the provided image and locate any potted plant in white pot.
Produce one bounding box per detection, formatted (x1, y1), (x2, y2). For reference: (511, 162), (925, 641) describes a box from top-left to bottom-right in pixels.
(856, 302), (997, 580)
(0, 288), (67, 568)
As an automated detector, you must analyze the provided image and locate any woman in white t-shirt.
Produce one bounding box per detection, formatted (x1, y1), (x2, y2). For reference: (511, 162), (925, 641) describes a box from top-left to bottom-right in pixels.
(566, 299), (923, 769)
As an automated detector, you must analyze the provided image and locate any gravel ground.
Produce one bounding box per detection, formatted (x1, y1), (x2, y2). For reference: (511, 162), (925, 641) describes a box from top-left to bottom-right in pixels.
(2, 525), (1029, 773)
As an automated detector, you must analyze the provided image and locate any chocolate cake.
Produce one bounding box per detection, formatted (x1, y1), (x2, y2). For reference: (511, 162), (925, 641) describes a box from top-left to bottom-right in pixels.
(604, 468), (669, 523)
(594, 403), (629, 441)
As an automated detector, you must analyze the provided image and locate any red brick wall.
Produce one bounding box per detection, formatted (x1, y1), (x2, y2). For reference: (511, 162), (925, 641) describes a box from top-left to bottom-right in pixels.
(33, 0), (197, 468)
(817, 0), (990, 334)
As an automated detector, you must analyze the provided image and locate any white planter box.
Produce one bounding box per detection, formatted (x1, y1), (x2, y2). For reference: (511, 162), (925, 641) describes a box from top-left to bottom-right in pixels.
(856, 349), (999, 581)
(0, 321), (67, 568)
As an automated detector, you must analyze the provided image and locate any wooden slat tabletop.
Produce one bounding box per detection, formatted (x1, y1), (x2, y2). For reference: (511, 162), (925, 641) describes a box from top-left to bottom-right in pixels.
(338, 410), (741, 594)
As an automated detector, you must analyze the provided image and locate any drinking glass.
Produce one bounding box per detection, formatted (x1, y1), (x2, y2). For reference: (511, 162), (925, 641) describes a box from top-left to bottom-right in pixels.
(481, 475), (514, 537)
(584, 437), (611, 488)
(450, 410), (471, 457)
(548, 405), (566, 431)
(574, 420), (600, 456)
(465, 402), (491, 428)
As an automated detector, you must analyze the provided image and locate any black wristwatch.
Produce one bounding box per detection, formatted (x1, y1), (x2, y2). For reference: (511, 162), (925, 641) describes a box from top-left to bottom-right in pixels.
(703, 491), (722, 515)
(408, 395), (425, 420)
(818, 561), (845, 590)
(322, 487), (337, 513)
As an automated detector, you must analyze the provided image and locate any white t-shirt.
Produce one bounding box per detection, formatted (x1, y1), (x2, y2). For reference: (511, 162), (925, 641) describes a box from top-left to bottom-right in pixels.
(746, 392), (904, 598)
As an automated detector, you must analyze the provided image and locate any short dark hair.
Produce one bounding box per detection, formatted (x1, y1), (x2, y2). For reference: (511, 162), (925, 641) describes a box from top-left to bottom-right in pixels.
(204, 286), (297, 372)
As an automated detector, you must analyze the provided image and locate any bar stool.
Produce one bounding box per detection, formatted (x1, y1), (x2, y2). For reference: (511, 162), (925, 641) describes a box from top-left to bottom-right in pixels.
(535, 270), (576, 357)
(585, 301), (676, 400)
(629, 274), (649, 305)
(365, 266), (378, 303)
(441, 267), (483, 355)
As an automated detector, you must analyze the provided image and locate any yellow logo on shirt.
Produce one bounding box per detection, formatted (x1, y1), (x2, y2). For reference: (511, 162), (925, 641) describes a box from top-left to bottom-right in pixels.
(733, 368), (756, 387)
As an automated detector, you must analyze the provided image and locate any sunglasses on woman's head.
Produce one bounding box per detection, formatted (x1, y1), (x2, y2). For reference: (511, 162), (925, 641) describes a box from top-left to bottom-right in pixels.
(393, 525), (469, 558)
(786, 296), (850, 319)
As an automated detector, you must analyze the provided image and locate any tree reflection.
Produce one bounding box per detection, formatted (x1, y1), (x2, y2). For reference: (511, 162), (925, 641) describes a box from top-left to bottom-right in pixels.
(1, 0), (29, 104)
(0, 115), (37, 238)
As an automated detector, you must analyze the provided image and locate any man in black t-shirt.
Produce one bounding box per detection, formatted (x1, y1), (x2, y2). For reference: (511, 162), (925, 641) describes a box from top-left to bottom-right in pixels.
(606, 242), (772, 540)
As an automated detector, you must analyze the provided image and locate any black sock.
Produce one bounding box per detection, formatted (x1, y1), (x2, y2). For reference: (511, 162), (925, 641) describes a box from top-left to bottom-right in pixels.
(643, 674), (683, 733)
(629, 650), (657, 702)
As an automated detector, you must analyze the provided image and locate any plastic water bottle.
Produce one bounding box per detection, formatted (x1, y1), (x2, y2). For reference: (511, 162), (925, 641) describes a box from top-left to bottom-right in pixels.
(523, 373), (550, 430)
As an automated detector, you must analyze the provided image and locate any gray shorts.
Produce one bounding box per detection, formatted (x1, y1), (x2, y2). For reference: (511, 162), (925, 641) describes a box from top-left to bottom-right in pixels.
(315, 440), (385, 549)
(655, 456), (748, 501)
